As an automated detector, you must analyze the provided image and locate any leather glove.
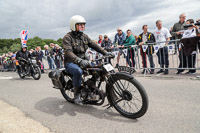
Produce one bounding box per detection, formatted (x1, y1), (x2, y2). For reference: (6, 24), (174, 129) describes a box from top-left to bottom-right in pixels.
(79, 59), (91, 68)
(105, 52), (115, 58)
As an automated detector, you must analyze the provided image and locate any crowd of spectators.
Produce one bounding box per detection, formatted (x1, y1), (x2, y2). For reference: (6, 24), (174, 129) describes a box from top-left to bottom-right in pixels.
(0, 43), (64, 72)
(93, 13), (200, 75)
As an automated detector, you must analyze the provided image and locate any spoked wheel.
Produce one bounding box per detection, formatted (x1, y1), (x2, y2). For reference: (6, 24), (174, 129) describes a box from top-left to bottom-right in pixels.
(17, 68), (25, 79)
(32, 66), (41, 80)
(60, 75), (74, 103)
(107, 75), (149, 119)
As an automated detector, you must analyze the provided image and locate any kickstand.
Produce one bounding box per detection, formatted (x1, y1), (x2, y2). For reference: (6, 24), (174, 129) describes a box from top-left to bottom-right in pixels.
(102, 103), (112, 109)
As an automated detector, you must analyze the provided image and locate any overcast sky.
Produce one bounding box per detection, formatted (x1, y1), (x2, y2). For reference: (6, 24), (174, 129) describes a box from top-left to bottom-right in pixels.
(0, 0), (199, 41)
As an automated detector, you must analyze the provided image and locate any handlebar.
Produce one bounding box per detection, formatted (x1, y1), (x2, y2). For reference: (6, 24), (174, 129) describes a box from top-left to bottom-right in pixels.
(93, 54), (115, 62)
(18, 57), (28, 62)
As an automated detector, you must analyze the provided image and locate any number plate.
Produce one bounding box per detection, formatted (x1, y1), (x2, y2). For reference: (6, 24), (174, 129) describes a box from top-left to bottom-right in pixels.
(103, 64), (114, 72)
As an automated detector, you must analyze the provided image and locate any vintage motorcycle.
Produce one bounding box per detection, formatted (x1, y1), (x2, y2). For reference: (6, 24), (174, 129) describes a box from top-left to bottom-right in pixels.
(16, 58), (41, 80)
(49, 55), (148, 119)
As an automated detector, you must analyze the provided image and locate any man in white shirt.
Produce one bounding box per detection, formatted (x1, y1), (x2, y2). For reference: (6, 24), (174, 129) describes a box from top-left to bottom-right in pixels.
(153, 20), (171, 74)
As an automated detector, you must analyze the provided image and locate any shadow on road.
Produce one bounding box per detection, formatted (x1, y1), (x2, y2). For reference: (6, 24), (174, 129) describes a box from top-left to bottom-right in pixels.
(11, 77), (34, 81)
(35, 97), (137, 123)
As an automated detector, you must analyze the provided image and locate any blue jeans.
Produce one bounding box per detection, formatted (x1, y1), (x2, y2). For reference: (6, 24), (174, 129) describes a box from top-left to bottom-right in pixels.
(156, 47), (169, 68)
(47, 57), (55, 69)
(65, 63), (83, 87)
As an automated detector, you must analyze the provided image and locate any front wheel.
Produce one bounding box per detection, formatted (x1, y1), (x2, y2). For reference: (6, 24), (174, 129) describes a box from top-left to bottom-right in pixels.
(32, 66), (41, 80)
(107, 73), (149, 119)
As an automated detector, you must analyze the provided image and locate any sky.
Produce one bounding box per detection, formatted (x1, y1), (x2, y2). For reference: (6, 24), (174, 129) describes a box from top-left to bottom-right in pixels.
(0, 0), (200, 41)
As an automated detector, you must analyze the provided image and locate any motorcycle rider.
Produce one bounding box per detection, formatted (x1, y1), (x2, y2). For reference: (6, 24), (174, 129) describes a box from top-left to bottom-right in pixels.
(63, 15), (114, 105)
(16, 45), (32, 75)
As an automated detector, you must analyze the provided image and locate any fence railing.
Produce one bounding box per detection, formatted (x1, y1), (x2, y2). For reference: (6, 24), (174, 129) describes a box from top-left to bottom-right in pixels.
(88, 38), (200, 74)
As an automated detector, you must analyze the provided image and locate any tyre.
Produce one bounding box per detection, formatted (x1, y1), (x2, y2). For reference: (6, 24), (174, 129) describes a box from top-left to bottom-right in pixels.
(17, 68), (25, 79)
(60, 75), (74, 103)
(32, 66), (41, 80)
(107, 73), (149, 119)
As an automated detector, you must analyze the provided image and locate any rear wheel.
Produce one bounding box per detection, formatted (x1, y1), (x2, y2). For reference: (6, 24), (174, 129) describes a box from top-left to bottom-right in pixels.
(17, 67), (25, 79)
(60, 75), (75, 103)
(107, 74), (148, 119)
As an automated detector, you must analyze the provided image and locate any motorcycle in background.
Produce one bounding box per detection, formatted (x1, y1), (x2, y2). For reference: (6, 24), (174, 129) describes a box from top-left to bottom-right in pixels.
(16, 58), (41, 80)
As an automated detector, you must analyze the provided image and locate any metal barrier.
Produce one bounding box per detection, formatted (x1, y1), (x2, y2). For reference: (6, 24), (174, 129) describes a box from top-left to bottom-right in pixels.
(0, 59), (16, 72)
(88, 38), (200, 74)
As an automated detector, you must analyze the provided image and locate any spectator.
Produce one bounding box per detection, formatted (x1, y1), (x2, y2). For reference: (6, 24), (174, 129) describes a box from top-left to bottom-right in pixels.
(0, 55), (2, 71)
(113, 28), (126, 68)
(138, 25), (156, 74)
(44, 45), (55, 70)
(134, 35), (138, 44)
(171, 13), (187, 74)
(31, 48), (38, 57)
(123, 29), (136, 69)
(181, 19), (199, 74)
(153, 20), (171, 75)
(50, 43), (56, 61)
(10, 52), (16, 71)
(29, 49), (34, 56)
(172, 14), (186, 40)
(98, 35), (103, 44)
(54, 44), (63, 68)
(35, 46), (44, 73)
(197, 19), (200, 52)
(94, 40), (101, 65)
(1, 54), (5, 71)
(101, 35), (113, 64)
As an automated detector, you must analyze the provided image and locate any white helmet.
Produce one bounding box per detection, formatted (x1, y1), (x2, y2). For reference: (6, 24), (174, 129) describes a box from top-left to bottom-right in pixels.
(70, 15), (86, 31)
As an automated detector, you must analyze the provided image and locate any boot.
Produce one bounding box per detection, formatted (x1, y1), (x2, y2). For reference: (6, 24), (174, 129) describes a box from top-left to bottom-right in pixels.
(164, 66), (169, 75)
(157, 69), (164, 74)
(164, 69), (169, 75)
(157, 66), (164, 74)
(150, 68), (154, 74)
(74, 87), (83, 105)
(141, 69), (147, 74)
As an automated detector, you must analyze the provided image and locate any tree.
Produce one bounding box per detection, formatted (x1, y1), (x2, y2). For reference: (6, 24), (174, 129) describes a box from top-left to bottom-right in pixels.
(10, 43), (21, 52)
(57, 38), (63, 46)
(2, 46), (8, 53)
(0, 36), (62, 52)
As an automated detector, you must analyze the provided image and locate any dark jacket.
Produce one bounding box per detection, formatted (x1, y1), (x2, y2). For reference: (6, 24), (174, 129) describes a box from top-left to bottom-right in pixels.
(16, 49), (31, 60)
(45, 49), (51, 60)
(55, 48), (63, 61)
(101, 38), (112, 50)
(138, 32), (156, 55)
(50, 47), (56, 57)
(172, 21), (186, 39)
(181, 36), (200, 56)
(45, 49), (50, 56)
(35, 51), (43, 61)
(63, 31), (107, 64)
